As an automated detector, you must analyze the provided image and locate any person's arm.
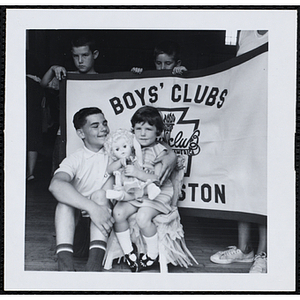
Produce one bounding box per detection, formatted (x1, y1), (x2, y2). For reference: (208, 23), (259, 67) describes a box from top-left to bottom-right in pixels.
(172, 66), (187, 75)
(131, 67), (144, 74)
(106, 159), (123, 175)
(40, 65), (67, 88)
(153, 143), (177, 184)
(49, 171), (114, 236)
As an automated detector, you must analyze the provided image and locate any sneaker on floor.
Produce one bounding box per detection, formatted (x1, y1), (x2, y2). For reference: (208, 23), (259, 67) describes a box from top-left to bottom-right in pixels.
(249, 252), (267, 273)
(210, 246), (254, 264)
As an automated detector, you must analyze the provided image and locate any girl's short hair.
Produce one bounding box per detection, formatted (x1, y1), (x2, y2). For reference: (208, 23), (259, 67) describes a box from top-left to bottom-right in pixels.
(104, 128), (134, 160)
(73, 107), (103, 130)
(130, 105), (165, 136)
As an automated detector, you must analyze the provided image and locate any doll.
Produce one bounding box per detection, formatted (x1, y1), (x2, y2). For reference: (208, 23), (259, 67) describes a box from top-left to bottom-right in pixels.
(104, 128), (161, 201)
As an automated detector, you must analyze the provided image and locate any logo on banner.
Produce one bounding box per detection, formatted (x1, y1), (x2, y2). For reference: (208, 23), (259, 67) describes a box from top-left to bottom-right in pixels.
(159, 107), (200, 177)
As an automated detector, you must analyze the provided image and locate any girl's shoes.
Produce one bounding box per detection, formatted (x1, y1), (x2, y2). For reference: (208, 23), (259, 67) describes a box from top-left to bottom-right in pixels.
(124, 244), (159, 272)
(139, 253), (158, 271)
(124, 244), (139, 272)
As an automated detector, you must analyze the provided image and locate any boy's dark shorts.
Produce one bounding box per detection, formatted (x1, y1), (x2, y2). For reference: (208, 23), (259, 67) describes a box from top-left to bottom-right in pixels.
(73, 211), (90, 258)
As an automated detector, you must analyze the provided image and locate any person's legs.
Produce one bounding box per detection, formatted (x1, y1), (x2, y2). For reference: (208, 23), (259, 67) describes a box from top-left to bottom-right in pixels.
(210, 221), (254, 264)
(55, 202), (76, 271)
(113, 202), (138, 271)
(249, 223), (267, 273)
(238, 221), (253, 254)
(113, 201), (137, 233)
(52, 135), (64, 175)
(136, 207), (160, 270)
(27, 150), (38, 180)
(85, 189), (112, 271)
(257, 224), (267, 254)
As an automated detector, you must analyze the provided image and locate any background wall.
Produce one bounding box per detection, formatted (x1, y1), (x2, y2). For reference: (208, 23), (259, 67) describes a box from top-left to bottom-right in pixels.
(26, 29), (237, 76)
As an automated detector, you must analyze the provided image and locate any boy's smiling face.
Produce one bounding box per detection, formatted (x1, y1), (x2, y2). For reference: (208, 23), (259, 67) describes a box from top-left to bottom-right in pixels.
(76, 113), (110, 152)
(72, 45), (99, 74)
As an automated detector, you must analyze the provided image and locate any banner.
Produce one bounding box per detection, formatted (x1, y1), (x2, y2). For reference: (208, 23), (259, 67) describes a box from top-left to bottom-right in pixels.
(62, 44), (268, 223)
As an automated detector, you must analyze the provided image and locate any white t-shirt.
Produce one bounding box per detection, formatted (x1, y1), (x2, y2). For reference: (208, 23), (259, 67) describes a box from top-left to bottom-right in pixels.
(55, 146), (110, 197)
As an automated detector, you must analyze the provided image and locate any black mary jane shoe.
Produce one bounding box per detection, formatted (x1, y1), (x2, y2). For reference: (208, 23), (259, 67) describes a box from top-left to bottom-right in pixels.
(138, 253), (158, 271)
(124, 244), (139, 272)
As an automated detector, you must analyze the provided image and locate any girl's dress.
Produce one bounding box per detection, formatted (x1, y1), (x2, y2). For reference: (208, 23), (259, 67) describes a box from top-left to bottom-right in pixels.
(128, 142), (173, 214)
(103, 141), (198, 270)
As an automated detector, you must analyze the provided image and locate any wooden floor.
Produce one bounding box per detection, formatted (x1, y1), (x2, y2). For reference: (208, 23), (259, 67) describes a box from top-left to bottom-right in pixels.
(25, 154), (259, 274)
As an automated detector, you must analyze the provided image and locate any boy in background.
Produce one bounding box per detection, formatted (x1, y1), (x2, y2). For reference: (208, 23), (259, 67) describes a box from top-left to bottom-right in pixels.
(40, 35), (100, 174)
(131, 40), (187, 75)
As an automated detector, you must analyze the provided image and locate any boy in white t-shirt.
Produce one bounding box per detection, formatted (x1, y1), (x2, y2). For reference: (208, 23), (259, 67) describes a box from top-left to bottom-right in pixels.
(49, 107), (115, 271)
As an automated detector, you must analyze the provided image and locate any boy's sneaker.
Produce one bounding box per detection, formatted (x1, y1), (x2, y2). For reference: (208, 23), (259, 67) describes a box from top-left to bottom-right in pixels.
(249, 252), (267, 273)
(210, 246), (254, 264)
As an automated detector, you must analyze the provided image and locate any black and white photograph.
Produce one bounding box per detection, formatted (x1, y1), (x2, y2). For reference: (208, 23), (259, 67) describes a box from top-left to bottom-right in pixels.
(3, 7), (297, 292)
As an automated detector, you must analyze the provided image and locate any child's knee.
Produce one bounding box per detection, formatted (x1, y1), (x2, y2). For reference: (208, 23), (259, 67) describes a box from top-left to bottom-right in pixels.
(113, 206), (127, 223)
(90, 189), (109, 206)
(136, 211), (152, 229)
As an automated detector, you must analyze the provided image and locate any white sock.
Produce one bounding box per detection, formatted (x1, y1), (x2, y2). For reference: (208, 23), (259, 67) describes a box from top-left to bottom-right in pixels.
(143, 233), (158, 259)
(115, 229), (133, 255)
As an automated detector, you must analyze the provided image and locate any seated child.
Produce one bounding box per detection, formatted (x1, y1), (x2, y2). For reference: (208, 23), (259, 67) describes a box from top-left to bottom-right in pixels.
(112, 106), (175, 272)
(104, 128), (162, 201)
(131, 40), (187, 75)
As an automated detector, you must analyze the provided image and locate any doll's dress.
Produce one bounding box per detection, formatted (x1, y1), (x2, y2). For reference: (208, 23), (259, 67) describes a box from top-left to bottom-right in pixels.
(113, 156), (149, 199)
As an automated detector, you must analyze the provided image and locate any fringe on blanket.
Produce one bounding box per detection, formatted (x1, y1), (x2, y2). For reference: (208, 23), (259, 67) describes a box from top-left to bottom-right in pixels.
(103, 209), (198, 270)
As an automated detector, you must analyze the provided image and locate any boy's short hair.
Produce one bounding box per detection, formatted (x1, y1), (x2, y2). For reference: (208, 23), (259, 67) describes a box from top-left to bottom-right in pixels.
(71, 35), (97, 53)
(73, 107), (103, 130)
(131, 105), (165, 136)
(153, 40), (181, 62)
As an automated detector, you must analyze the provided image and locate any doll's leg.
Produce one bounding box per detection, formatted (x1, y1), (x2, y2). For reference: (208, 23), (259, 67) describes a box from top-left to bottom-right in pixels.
(106, 189), (136, 201)
(123, 177), (141, 192)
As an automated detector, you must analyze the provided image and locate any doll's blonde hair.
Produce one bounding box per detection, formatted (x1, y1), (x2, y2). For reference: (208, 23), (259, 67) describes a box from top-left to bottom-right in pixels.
(104, 128), (134, 160)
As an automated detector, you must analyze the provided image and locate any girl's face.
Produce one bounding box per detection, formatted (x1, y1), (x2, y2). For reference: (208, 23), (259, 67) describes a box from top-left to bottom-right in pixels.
(112, 137), (132, 159)
(134, 122), (157, 148)
(154, 53), (180, 70)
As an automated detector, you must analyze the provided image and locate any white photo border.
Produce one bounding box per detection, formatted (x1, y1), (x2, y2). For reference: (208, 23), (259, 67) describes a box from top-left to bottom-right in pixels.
(4, 7), (297, 292)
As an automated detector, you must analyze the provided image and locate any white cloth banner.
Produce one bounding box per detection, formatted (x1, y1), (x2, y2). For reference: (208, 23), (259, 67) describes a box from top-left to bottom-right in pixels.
(64, 44), (267, 222)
